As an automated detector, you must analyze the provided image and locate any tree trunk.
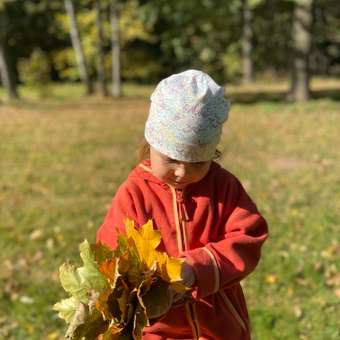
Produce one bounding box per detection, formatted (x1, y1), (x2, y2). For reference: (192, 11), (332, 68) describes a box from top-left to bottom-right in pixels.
(64, 0), (93, 95)
(0, 40), (18, 99)
(95, 0), (108, 96)
(288, 0), (313, 101)
(110, 0), (121, 97)
(241, 0), (253, 84)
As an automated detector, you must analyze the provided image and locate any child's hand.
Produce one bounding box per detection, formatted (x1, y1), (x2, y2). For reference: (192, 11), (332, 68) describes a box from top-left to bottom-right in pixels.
(181, 261), (195, 288)
(170, 262), (195, 304)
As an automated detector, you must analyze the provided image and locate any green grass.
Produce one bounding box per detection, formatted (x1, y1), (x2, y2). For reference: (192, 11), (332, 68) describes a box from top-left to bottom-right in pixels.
(0, 82), (154, 103)
(0, 81), (340, 339)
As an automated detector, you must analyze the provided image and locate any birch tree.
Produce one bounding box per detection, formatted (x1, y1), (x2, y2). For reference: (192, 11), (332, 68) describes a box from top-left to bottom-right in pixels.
(0, 39), (18, 99)
(0, 1), (18, 99)
(110, 0), (121, 97)
(241, 0), (253, 84)
(64, 0), (93, 94)
(288, 0), (313, 101)
(95, 0), (108, 96)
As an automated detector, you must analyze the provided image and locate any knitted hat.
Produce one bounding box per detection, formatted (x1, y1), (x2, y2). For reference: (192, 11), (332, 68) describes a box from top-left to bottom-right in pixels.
(144, 69), (230, 162)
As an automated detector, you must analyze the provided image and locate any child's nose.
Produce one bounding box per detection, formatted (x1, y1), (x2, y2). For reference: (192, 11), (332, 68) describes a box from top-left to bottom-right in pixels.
(174, 163), (186, 178)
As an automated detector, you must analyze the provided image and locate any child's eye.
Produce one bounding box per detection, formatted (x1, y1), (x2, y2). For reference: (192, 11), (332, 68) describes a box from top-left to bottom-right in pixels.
(164, 157), (178, 164)
(169, 159), (180, 164)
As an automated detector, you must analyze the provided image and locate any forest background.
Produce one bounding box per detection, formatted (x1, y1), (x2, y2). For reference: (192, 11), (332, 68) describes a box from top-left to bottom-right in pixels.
(0, 0), (339, 339)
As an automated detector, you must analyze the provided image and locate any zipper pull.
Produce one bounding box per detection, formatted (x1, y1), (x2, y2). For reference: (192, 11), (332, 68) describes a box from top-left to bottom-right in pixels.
(176, 189), (184, 202)
(176, 189), (190, 221)
(182, 204), (190, 221)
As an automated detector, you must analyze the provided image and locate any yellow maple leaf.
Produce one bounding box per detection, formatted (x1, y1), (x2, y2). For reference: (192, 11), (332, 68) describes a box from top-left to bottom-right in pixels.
(139, 220), (161, 249)
(125, 219), (159, 270)
(164, 257), (183, 283)
(123, 219), (183, 284)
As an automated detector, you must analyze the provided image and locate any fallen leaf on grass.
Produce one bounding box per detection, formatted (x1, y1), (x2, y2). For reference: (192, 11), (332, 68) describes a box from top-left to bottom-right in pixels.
(0, 317), (18, 337)
(287, 287), (294, 297)
(19, 295), (34, 304)
(320, 241), (340, 260)
(25, 324), (35, 334)
(296, 278), (308, 286)
(17, 258), (28, 269)
(47, 331), (61, 340)
(29, 229), (44, 241)
(46, 238), (55, 250)
(326, 273), (340, 287)
(265, 274), (277, 285)
(1, 260), (14, 279)
(293, 305), (303, 319)
(32, 250), (44, 262)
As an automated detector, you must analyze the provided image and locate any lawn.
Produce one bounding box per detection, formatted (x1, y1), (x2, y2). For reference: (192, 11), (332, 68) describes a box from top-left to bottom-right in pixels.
(0, 80), (339, 339)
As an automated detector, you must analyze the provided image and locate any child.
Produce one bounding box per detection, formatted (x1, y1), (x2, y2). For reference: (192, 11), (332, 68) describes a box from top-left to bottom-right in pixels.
(96, 69), (268, 340)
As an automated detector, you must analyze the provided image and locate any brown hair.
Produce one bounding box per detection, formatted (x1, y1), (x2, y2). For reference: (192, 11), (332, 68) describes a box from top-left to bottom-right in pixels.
(136, 138), (221, 164)
(137, 138), (151, 163)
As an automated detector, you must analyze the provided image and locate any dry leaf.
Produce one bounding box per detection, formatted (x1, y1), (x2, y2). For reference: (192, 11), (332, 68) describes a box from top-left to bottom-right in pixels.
(55, 219), (187, 340)
(293, 305), (303, 319)
(265, 274), (277, 284)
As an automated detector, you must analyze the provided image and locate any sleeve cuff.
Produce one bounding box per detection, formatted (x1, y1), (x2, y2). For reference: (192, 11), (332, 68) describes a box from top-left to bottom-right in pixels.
(182, 246), (220, 298)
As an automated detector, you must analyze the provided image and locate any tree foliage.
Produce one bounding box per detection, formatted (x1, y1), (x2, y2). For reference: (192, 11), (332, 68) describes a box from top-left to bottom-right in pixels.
(0, 0), (340, 93)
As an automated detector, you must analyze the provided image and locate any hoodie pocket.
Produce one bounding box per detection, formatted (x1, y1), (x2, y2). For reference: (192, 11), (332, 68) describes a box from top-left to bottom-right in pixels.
(219, 289), (248, 332)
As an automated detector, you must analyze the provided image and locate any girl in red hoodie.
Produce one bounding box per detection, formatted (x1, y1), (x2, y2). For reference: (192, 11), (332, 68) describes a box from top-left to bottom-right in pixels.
(97, 70), (268, 339)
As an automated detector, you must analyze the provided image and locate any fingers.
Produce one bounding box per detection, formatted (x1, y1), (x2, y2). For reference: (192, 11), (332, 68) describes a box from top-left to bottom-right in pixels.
(181, 262), (195, 287)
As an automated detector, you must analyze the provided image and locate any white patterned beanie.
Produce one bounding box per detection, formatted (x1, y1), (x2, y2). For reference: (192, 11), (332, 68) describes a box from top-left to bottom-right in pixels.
(144, 69), (230, 162)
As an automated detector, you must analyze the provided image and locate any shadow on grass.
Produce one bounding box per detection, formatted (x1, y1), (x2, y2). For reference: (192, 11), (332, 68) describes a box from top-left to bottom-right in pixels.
(229, 91), (286, 104)
(312, 89), (340, 101)
(2, 82), (340, 108)
(229, 88), (340, 104)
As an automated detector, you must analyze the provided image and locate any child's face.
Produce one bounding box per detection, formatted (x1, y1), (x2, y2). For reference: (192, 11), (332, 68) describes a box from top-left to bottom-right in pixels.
(150, 147), (211, 189)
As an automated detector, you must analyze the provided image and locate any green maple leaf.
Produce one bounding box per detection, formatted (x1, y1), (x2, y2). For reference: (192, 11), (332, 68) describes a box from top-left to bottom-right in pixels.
(65, 302), (88, 339)
(59, 263), (88, 303)
(53, 296), (80, 323)
(58, 241), (108, 305)
(77, 240), (108, 292)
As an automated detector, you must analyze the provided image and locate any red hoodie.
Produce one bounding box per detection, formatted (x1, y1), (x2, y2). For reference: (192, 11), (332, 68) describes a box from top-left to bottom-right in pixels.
(96, 161), (268, 340)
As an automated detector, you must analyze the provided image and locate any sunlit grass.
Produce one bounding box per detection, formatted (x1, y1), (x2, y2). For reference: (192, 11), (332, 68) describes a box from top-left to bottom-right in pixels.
(0, 81), (340, 339)
(0, 81), (154, 103)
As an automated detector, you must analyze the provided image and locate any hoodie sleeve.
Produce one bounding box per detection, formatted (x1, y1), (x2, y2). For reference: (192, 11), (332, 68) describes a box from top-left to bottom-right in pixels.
(183, 177), (268, 299)
(96, 182), (145, 250)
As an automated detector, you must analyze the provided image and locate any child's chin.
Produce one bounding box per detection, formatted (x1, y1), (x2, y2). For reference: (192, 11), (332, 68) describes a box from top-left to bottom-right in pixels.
(172, 182), (188, 189)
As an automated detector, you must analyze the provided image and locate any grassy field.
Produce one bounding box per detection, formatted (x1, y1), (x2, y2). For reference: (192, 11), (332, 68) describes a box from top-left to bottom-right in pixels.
(0, 80), (339, 339)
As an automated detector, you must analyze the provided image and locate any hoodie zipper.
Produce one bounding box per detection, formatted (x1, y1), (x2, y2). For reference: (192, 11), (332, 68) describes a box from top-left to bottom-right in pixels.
(170, 186), (185, 253)
(170, 186), (201, 340)
(169, 187), (190, 252)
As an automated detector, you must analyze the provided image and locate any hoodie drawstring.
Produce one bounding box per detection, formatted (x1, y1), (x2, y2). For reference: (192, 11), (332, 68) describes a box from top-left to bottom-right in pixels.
(170, 186), (201, 340)
(176, 189), (189, 251)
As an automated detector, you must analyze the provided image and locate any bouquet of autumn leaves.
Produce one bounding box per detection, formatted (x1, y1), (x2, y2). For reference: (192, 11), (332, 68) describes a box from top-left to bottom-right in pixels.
(53, 219), (188, 339)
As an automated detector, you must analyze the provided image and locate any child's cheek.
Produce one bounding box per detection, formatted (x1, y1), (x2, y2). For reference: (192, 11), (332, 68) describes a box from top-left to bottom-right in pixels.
(154, 165), (173, 183)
